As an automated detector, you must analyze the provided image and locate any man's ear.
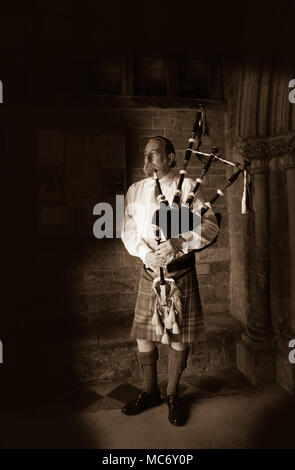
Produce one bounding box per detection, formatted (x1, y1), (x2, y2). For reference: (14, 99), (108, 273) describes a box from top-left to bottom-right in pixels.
(167, 152), (175, 166)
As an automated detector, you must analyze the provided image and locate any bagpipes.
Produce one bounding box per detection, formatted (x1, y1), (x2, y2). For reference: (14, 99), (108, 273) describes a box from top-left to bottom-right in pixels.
(151, 106), (251, 344)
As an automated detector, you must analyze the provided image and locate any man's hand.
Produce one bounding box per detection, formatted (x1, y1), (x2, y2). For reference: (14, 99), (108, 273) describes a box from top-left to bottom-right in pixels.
(145, 251), (168, 269)
(154, 238), (183, 264)
(145, 238), (184, 269)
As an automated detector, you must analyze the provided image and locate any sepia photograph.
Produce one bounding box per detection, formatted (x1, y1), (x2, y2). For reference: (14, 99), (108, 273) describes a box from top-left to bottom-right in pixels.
(1, 0), (295, 463)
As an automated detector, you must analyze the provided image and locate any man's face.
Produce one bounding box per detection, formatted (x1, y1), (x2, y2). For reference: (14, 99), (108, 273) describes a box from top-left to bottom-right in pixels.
(143, 139), (173, 178)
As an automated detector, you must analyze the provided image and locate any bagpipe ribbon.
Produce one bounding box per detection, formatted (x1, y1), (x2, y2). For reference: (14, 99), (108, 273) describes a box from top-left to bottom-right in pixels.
(241, 167), (253, 214)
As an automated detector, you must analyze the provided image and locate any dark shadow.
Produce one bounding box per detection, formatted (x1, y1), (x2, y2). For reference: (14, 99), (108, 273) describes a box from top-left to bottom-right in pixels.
(1, 108), (102, 448)
(0, 238), (101, 448)
(108, 383), (141, 403)
(194, 375), (226, 393)
(247, 394), (295, 449)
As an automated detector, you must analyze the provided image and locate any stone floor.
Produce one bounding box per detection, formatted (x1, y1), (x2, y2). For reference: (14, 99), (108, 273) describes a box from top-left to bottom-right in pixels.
(0, 368), (295, 449)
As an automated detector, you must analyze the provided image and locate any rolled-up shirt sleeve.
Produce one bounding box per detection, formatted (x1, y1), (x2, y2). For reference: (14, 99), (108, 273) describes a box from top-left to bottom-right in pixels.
(121, 185), (153, 263)
(181, 186), (220, 252)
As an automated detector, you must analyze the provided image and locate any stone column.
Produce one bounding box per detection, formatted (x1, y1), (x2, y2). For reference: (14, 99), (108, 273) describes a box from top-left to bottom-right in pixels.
(249, 159), (271, 333)
(283, 155), (295, 334)
(276, 153), (295, 393)
(237, 157), (276, 385)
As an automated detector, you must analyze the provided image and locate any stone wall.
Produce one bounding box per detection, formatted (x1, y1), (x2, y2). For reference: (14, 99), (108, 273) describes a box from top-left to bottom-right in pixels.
(3, 97), (239, 393)
(31, 100), (229, 338)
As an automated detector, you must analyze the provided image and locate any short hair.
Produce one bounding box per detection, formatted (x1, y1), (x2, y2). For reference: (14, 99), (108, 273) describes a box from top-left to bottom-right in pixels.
(150, 136), (176, 168)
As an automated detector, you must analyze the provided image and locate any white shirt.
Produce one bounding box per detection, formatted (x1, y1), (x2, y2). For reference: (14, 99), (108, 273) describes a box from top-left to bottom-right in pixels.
(121, 170), (220, 264)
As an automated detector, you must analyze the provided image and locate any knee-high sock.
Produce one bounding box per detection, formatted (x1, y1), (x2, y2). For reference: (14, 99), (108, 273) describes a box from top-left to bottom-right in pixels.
(167, 346), (189, 396)
(137, 347), (159, 395)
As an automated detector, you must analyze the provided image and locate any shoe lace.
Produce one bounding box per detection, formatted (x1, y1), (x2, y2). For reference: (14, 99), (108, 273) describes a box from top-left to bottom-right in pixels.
(168, 394), (179, 409)
(136, 391), (146, 406)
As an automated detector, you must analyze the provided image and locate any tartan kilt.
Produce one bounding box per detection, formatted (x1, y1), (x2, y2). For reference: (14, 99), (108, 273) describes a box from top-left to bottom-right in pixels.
(131, 265), (206, 344)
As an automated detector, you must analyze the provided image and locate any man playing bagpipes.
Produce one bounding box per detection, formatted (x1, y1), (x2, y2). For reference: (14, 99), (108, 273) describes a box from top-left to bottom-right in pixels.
(120, 132), (220, 426)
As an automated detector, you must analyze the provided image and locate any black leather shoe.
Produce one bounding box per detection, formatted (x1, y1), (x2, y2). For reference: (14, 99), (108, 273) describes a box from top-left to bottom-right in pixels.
(167, 394), (185, 426)
(121, 390), (162, 415)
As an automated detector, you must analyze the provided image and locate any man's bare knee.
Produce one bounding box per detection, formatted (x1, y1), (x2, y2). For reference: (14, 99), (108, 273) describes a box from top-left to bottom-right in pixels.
(170, 342), (188, 351)
(136, 339), (155, 352)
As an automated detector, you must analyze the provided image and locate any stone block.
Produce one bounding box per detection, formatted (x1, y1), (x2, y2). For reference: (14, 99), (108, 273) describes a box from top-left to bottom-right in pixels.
(237, 335), (276, 386)
(158, 109), (196, 126)
(91, 252), (116, 268)
(200, 285), (229, 304)
(122, 109), (157, 121)
(121, 112), (154, 129)
(197, 274), (210, 287)
(152, 117), (177, 129)
(197, 247), (230, 263)
(84, 270), (113, 293)
(210, 272), (230, 288)
(138, 130), (165, 150)
(201, 302), (229, 315)
(276, 350), (295, 394)
(88, 294), (113, 313)
(112, 268), (141, 294)
(111, 293), (137, 312)
(95, 311), (133, 340)
(117, 252), (142, 268)
(210, 260), (230, 273)
(208, 174), (226, 189)
(207, 168), (226, 176)
(163, 130), (190, 149)
(215, 229), (229, 248)
(195, 263), (210, 275)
